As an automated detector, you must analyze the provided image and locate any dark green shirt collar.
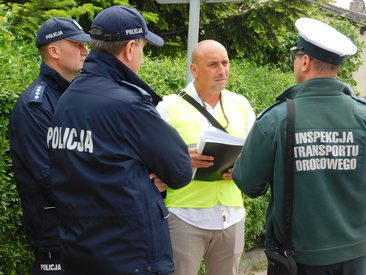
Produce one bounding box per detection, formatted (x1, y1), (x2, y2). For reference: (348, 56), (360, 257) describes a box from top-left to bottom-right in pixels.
(276, 78), (353, 101)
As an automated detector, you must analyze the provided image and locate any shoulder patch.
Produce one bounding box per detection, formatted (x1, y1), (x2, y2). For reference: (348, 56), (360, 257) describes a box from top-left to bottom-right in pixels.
(351, 94), (366, 105)
(340, 83), (366, 105)
(257, 99), (285, 120)
(29, 82), (46, 103)
(119, 80), (150, 98)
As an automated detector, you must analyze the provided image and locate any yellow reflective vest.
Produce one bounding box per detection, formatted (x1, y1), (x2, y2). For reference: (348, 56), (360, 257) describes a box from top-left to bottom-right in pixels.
(162, 87), (255, 208)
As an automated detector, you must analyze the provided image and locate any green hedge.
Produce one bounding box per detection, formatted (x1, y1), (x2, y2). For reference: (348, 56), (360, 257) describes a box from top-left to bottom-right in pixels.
(0, 32), (40, 275)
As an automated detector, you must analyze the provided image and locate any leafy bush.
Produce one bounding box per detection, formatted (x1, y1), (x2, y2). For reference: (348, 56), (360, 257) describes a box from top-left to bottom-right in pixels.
(0, 3), (41, 274)
(139, 55), (187, 96)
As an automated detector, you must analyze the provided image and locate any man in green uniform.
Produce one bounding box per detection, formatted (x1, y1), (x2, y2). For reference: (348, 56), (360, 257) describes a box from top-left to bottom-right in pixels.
(233, 17), (366, 274)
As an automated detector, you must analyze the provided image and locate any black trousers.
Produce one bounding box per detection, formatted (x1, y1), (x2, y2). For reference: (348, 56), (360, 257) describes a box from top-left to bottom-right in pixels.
(31, 251), (63, 275)
(297, 255), (366, 275)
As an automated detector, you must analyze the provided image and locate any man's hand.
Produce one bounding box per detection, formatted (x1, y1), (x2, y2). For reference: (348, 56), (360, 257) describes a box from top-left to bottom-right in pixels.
(189, 147), (214, 168)
(149, 173), (167, 192)
(222, 168), (233, 180)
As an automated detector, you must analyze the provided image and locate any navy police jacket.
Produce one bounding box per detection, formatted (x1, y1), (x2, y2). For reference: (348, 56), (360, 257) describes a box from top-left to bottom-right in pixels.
(9, 63), (68, 252)
(48, 51), (192, 275)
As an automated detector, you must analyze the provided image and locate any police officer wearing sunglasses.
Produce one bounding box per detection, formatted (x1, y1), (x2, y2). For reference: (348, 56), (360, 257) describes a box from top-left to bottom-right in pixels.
(233, 18), (366, 275)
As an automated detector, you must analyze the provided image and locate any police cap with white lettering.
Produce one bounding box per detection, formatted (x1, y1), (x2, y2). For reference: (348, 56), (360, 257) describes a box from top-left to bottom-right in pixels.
(36, 17), (91, 47)
(90, 5), (164, 47)
(292, 18), (357, 65)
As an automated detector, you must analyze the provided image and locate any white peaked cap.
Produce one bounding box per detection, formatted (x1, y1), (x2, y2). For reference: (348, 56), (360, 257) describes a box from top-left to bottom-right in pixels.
(294, 18), (357, 64)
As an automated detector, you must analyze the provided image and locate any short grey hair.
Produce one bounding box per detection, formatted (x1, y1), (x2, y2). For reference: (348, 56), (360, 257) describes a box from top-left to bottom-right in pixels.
(311, 56), (340, 73)
(90, 39), (128, 56)
(38, 44), (49, 61)
(89, 28), (140, 56)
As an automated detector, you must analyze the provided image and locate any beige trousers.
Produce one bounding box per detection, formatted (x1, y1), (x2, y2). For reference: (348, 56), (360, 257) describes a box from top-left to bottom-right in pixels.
(168, 212), (244, 275)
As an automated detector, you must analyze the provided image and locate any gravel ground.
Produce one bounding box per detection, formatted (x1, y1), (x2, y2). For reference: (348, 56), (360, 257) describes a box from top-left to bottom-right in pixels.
(239, 247), (267, 275)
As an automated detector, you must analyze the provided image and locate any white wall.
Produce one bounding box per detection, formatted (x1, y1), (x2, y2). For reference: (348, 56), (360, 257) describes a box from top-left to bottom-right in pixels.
(353, 31), (366, 97)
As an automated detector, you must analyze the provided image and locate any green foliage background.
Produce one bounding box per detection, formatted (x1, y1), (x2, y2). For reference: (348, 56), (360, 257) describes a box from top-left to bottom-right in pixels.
(0, 0), (364, 273)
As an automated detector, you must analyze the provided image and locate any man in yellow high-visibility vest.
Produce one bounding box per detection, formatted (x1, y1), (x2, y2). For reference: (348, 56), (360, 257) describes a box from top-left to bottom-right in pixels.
(157, 39), (255, 275)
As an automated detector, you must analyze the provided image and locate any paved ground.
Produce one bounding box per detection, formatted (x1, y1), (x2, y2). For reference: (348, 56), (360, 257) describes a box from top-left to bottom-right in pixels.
(239, 247), (267, 275)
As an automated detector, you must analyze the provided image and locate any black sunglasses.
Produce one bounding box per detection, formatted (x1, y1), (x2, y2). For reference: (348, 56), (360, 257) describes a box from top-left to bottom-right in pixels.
(289, 53), (305, 63)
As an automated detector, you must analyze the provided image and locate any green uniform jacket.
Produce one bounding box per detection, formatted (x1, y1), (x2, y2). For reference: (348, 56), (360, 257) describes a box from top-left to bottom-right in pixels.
(233, 78), (366, 266)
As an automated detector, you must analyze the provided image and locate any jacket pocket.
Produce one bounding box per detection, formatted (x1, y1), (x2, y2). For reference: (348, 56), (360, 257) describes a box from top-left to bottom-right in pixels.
(156, 200), (169, 219)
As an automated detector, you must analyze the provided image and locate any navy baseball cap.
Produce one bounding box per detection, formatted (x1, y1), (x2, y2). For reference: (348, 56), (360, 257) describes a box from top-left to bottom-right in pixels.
(36, 17), (91, 47)
(90, 5), (164, 47)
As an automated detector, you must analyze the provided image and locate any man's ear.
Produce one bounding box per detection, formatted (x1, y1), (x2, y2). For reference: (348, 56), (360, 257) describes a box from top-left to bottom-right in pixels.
(190, 63), (198, 78)
(47, 44), (60, 59)
(301, 54), (312, 72)
(124, 40), (135, 62)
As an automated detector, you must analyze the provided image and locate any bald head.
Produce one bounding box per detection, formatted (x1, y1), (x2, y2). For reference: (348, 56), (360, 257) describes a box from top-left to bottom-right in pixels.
(190, 40), (230, 98)
(191, 40), (228, 64)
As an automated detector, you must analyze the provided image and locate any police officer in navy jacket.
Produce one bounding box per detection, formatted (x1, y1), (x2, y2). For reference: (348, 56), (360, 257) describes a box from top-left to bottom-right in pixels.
(9, 18), (90, 274)
(47, 5), (192, 275)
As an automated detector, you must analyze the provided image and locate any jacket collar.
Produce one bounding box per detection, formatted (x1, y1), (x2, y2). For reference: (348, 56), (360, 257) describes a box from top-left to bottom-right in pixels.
(276, 78), (354, 101)
(82, 50), (162, 106)
(40, 63), (70, 93)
